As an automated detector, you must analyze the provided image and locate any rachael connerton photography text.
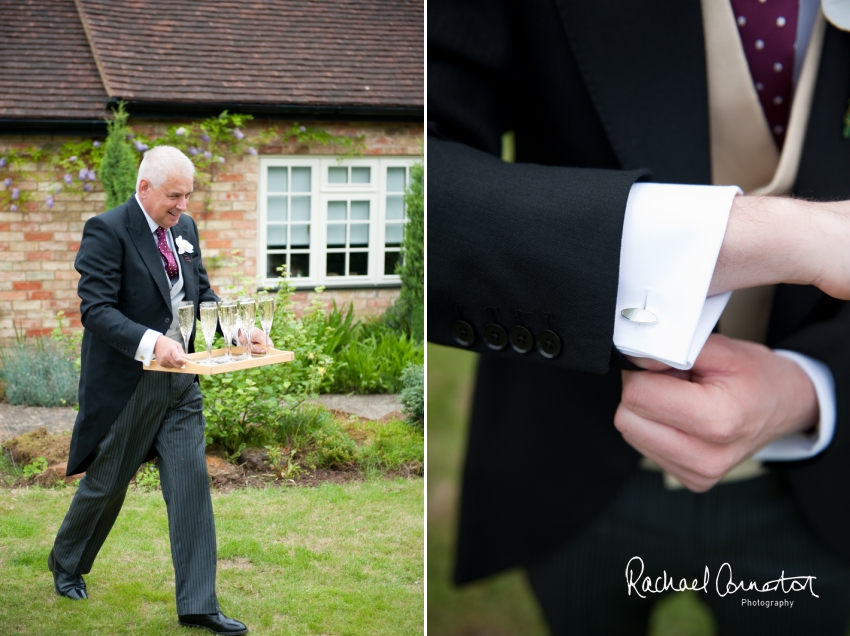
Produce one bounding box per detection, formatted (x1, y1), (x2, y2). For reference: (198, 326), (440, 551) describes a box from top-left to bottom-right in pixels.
(625, 556), (818, 599)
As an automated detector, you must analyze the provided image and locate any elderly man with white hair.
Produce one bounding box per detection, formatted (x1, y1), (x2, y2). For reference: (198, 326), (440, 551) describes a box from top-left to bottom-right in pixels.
(48, 145), (261, 635)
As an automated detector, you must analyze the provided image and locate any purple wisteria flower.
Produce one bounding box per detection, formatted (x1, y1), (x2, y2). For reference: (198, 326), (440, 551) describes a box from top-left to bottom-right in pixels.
(0, 157), (6, 168)
(232, 129), (244, 140)
(87, 170), (96, 181)
(10, 204), (17, 212)
(247, 147), (258, 156)
(69, 156), (77, 163)
(11, 188), (19, 200)
(188, 147), (198, 156)
(64, 174), (73, 185)
(79, 167), (88, 180)
(176, 126), (186, 136)
(133, 140), (149, 152)
(93, 141), (101, 147)
(203, 150), (212, 159)
(55, 186), (62, 194)
(200, 133), (211, 143)
(299, 126), (307, 133)
(218, 156), (225, 163)
(83, 183), (92, 192)
(46, 195), (54, 209)
(3, 177), (11, 188)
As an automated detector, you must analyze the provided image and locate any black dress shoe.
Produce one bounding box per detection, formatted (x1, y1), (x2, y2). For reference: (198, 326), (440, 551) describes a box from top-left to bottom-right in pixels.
(178, 612), (248, 635)
(47, 548), (87, 600)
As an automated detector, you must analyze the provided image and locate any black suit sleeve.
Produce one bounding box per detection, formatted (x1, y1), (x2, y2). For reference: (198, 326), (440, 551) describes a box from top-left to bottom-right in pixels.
(428, 0), (649, 375)
(75, 215), (150, 358)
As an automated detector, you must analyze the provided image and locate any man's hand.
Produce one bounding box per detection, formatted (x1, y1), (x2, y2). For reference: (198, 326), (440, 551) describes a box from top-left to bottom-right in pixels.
(614, 334), (818, 492)
(237, 327), (272, 354)
(154, 336), (191, 369)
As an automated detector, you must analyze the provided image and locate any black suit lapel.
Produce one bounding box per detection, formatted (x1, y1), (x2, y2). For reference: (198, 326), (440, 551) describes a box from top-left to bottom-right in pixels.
(126, 196), (173, 312)
(552, 0), (711, 183)
(173, 221), (197, 303)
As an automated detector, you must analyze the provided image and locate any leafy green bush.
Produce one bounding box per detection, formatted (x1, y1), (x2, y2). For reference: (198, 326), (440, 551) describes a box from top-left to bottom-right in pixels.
(0, 338), (79, 407)
(100, 101), (139, 210)
(200, 272), (337, 455)
(357, 419), (424, 473)
(394, 161), (424, 341)
(399, 363), (424, 426)
(325, 322), (424, 394)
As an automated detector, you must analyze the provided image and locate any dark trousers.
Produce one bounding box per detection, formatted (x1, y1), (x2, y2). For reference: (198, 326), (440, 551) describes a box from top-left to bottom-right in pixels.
(526, 470), (850, 636)
(53, 371), (219, 615)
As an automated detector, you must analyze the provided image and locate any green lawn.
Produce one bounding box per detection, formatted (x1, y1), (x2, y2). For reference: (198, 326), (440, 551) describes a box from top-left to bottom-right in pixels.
(426, 343), (717, 636)
(0, 479), (423, 635)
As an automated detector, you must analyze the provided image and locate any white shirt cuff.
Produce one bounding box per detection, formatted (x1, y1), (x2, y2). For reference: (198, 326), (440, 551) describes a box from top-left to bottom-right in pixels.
(752, 350), (836, 461)
(613, 182), (741, 370)
(135, 329), (162, 366)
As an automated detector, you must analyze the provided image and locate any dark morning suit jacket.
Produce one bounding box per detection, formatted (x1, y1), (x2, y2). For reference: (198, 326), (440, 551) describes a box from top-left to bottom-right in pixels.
(66, 194), (218, 476)
(428, 0), (850, 584)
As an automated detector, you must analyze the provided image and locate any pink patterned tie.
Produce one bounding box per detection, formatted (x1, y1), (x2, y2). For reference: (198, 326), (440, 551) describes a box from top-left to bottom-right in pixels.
(155, 227), (179, 279)
(730, 0), (799, 149)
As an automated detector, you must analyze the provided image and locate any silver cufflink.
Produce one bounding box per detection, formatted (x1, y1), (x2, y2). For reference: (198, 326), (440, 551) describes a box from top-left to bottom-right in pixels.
(621, 292), (657, 324)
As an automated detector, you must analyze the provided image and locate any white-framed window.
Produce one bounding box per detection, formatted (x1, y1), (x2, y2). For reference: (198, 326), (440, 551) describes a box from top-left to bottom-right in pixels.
(258, 156), (417, 288)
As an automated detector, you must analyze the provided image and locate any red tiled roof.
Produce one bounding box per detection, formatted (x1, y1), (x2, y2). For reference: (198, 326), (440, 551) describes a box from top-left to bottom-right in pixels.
(78, 0), (423, 108)
(0, 0), (109, 120)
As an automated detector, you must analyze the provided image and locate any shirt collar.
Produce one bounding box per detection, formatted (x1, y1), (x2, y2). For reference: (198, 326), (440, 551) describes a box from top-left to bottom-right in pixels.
(135, 192), (165, 234)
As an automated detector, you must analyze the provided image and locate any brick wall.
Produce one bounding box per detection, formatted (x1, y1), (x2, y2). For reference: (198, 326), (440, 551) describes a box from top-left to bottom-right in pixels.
(0, 120), (420, 341)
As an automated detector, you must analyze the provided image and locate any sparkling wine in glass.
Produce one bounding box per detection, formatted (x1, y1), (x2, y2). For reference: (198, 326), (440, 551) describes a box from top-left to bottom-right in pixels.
(199, 301), (218, 364)
(238, 297), (257, 356)
(218, 300), (238, 363)
(257, 294), (275, 356)
(178, 300), (195, 355)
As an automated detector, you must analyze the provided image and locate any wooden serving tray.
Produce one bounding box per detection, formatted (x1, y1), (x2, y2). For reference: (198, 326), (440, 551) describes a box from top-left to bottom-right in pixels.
(145, 347), (294, 375)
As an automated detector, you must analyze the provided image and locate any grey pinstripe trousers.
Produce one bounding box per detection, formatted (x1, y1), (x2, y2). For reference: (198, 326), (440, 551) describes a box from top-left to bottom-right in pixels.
(53, 370), (219, 615)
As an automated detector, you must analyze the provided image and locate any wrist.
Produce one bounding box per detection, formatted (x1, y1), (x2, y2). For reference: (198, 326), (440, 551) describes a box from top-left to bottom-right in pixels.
(710, 196), (822, 295)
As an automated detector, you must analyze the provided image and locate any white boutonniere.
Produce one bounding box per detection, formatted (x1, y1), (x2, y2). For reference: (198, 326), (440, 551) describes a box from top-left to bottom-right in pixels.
(175, 235), (194, 255)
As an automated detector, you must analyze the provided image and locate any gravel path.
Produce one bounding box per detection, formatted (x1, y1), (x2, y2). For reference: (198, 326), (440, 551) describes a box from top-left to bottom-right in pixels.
(0, 394), (401, 442)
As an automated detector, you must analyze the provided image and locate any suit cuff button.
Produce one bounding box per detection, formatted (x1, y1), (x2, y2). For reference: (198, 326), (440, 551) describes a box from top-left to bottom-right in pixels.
(537, 330), (561, 358)
(509, 326), (533, 353)
(452, 320), (475, 346)
(483, 324), (508, 350)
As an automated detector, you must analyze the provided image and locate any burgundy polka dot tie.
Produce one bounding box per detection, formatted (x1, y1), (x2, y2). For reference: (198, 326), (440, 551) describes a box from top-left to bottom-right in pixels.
(155, 226), (179, 279)
(730, 0), (799, 148)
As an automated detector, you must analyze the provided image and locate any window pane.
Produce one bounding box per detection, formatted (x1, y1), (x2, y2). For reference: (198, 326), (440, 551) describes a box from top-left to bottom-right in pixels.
(384, 250), (400, 275)
(387, 167), (406, 192)
(267, 225), (287, 249)
(290, 195), (310, 221)
(268, 167), (288, 192)
(292, 167), (311, 192)
(290, 253), (310, 277)
(268, 196), (287, 222)
(350, 223), (369, 247)
(291, 224), (310, 247)
(267, 253), (287, 278)
(327, 252), (345, 276)
(351, 200), (370, 220)
(351, 167), (371, 183)
(385, 222), (403, 247)
(386, 195), (404, 220)
(327, 224), (346, 247)
(349, 252), (368, 276)
(328, 201), (347, 220)
(328, 167), (347, 184)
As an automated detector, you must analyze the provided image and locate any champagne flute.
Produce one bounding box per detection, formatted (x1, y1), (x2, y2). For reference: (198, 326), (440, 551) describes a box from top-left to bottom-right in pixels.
(199, 301), (218, 364)
(237, 297), (257, 357)
(257, 293), (275, 356)
(177, 300), (195, 356)
(218, 300), (238, 363)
